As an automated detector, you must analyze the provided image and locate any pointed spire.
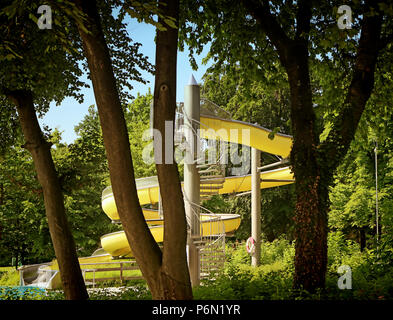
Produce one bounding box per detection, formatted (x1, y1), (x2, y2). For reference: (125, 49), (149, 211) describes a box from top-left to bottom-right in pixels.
(188, 74), (198, 86)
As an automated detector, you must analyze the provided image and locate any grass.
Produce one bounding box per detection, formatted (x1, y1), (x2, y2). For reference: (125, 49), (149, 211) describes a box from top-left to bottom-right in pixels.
(79, 262), (143, 281)
(0, 267), (19, 287)
(0, 267), (14, 271)
(0, 260), (144, 291)
(0, 261), (149, 300)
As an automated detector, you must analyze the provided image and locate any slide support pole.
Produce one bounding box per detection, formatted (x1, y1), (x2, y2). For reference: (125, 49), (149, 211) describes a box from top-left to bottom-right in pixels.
(251, 147), (261, 266)
(184, 75), (201, 286)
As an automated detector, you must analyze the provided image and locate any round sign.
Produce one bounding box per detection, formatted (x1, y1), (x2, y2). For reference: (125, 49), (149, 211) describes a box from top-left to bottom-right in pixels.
(246, 237), (255, 254)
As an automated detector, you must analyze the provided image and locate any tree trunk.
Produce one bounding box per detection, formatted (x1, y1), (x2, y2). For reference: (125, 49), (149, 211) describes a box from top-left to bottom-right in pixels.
(242, 0), (384, 294)
(74, 0), (192, 299)
(153, 0), (193, 299)
(6, 90), (88, 300)
(241, 0), (327, 293)
(284, 41), (328, 293)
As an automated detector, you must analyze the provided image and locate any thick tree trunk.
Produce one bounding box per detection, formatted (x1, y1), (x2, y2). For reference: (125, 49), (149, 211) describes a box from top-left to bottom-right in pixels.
(7, 90), (88, 300)
(285, 46), (328, 292)
(153, 0), (193, 299)
(241, 0), (327, 293)
(74, 0), (163, 295)
(75, 0), (191, 299)
(242, 0), (384, 294)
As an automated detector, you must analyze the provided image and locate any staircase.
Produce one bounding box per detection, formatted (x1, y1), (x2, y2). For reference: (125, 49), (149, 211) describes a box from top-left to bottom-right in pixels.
(175, 102), (227, 280)
(194, 130), (227, 278)
(198, 163), (226, 200)
(200, 235), (226, 279)
(199, 215), (226, 280)
(175, 103), (227, 201)
(188, 214), (226, 280)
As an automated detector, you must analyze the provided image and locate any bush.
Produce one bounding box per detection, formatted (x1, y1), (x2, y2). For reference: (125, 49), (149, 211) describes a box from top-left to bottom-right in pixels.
(196, 236), (393, 300)
(260, 237), (295, 269)
(0, 286), (47, 300)
(194, 239), (295, 300)
(323, 231), (393, 300)
(0, 268), (20, 286)
(194, 263), (294, 300)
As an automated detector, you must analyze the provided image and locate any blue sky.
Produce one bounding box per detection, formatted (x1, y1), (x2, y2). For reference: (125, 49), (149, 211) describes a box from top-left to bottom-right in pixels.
(38, 18), (211, 144)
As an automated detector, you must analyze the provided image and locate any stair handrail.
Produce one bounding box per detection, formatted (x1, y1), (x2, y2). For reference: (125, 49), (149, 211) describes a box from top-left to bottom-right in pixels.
(183, 191), (225, 236)
(176, 103), (228, 167)
(200, 98), (232, 119)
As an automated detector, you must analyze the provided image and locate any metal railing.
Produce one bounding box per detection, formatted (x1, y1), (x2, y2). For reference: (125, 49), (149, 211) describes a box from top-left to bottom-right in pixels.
(79, 260), (143, 287)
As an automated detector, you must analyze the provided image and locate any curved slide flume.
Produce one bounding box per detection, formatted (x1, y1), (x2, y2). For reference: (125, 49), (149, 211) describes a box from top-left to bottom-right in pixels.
(99, 116), (294, 258)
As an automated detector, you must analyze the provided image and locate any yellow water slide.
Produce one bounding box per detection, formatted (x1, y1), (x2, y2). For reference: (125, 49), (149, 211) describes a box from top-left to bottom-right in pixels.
(99, 116), (294, 258)
(102, 167), (293, 221)
(200, 115), (292, 158)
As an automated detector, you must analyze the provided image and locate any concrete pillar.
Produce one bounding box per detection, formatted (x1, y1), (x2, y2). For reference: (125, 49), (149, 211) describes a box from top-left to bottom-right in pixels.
(251, 147), (261, 266)
(184, 75), (200, 286)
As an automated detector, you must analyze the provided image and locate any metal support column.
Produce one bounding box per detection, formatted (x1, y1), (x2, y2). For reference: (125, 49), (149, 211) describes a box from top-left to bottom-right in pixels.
(184, 75), (200, 286)
(251, 147), (261, 266)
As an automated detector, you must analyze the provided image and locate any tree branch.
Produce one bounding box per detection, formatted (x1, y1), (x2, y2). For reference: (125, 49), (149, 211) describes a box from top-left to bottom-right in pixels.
(320, 0), (384, 171)
(295, 0), (312, 40)
(241, 0), (294, 67)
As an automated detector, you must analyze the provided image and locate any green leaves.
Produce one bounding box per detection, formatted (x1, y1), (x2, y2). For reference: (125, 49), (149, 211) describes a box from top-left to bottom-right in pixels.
(201, 68), (291, 135)
(0, 142), (52, 265)
(122, 0), (178, 32)
(163, 16), (177, 29)
(0, 41), (23, 60)
(268, 127), (282, 140)
(329, 95), (393, 240)
(124, 92), (156, 178)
